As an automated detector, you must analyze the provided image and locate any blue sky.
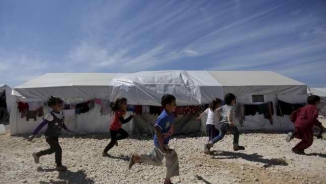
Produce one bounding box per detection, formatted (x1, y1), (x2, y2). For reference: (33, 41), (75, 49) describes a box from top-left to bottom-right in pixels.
(0, 0), (325, 87)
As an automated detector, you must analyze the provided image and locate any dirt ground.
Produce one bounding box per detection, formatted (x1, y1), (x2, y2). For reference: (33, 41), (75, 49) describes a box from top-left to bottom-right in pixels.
(0, 119), (325, 184)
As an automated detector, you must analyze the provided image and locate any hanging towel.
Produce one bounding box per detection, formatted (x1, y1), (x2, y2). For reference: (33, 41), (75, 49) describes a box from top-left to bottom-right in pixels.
(135, 105), (142, 115)
(18, 102), (29, 118)
(276, 100), (304, 117)
(88, 100), (95, 109)
(127, 105), (136, 112)
(64, 104), (71, 110)
(142, 106), (150, 113)
(101, 100), (110, 116)
(149, 106), (161, 115)
(26, 111), (37, 121)
(37, 107), (44, 117)
(95, 98), (102, 105)
(244, 105), (258, 116)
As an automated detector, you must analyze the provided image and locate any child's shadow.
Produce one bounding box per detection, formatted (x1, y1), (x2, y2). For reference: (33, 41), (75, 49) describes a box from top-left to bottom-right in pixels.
(38, 168), (94, 184)
(306, 153), (326, 158)
(107, 154), (130, 162)
(211, 151), (288, 168)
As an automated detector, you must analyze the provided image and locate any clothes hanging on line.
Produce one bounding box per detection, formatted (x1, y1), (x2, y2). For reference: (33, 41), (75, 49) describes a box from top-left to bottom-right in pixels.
(101, 100), (110, 116)
(95, 98), (102, 105)
(26, 111), (37, 121)
(276, 100), (304, 117)
(257, 102), (274, 125)
(135, 105), (142, 115)
(149, 106), (162, 115)
(244, 105), (258, 116)
(75, 100), (94, 115)
(234, 103), (245, 126)
(142, 106), (150, 114)
(184, 106), (202, 115)
(18, 102), (29, 118)
(127, 105), (136, 112)
(244, 102), (274, 125)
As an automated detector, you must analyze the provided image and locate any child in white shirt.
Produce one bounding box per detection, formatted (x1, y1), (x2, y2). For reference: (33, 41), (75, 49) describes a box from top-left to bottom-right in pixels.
(197, 98), (222, 142)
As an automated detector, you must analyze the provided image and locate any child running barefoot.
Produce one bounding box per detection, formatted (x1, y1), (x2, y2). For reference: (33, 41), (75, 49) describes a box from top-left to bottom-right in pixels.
(285, 95), (325, 155)
(196, 98), (222, 142)
(103, 98), (134, 157)
(129, 94), (179, 184)
(28, 96), (71, 171)
(204, 93), (245, 154)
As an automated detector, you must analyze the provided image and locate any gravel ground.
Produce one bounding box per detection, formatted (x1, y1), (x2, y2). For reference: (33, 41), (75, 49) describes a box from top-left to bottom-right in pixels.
(0, 119), (325, 184)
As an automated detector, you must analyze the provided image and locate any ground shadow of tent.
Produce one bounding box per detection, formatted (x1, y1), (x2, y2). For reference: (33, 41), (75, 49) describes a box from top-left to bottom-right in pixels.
(38, 170), (94, 184)
(211, 151), (288, 168)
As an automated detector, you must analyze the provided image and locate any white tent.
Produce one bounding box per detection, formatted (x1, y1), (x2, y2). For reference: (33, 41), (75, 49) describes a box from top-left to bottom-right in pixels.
(309, 88), (326, 115)
(10, 71), (307, 135)
(207, 71), (307, 131)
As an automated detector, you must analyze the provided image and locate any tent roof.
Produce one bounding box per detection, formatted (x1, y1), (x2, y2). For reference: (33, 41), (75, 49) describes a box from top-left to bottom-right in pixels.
(310, 88), (326, 97)
(15, 73), (117, 88)
(208, 71), (305, 86)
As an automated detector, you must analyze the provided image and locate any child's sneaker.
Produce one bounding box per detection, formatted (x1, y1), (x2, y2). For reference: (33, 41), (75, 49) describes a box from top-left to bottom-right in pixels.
(129, 154), (136, 169)
(204, 144), (211, 154)
(233, 146), (245, 151)
(286, 132), (294, 142)
(32, 153), (39, 164)
(56, 165), (67, 171)
(292, 148), (305, 155)
(102, 152), (109, 157)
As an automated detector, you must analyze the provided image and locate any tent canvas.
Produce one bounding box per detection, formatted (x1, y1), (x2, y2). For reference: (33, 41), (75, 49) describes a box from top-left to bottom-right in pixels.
(10, 71), (307, 135)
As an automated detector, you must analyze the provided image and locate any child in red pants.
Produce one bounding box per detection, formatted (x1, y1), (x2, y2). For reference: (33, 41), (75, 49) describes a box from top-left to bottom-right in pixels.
(286, 95), (324, 155)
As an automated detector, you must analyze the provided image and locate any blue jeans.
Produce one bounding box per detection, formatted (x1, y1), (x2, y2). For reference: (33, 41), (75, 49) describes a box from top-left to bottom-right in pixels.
(206, 124), (219, 141)
(211, 123), (239, 145)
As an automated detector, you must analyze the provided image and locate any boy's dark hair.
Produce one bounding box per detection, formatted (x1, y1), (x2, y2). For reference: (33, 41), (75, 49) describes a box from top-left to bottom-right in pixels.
(307, 95), (320, 105)
(161, 94), (176, 107)
(47, 96), (63, 107)
(224, 93), (236, 105)
(111, 97), (127, 113)
(209, 98), (222, 111)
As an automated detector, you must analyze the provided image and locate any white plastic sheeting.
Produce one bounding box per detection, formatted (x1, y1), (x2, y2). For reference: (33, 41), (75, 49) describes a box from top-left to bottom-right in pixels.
(0, 84), (13, 113)
(110, 71), (223, 106)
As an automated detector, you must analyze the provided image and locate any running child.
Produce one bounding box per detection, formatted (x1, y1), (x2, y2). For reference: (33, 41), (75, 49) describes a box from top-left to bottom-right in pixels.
(204, 93), (245, 154)
(196, 98), (222, 142)
(286, 95), (325, 154)
(28, 96), (71, 171)
(129, 94), (179, 184)
(103, 97), (134, 156)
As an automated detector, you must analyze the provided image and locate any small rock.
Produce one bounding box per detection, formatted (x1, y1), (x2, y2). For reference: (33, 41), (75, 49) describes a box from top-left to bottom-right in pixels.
(254, 178), (259, 182)
(23, 180), (27, 183)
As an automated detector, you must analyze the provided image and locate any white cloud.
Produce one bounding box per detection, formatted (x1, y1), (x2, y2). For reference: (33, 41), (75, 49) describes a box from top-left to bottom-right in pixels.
(0, 51), (51, 86)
